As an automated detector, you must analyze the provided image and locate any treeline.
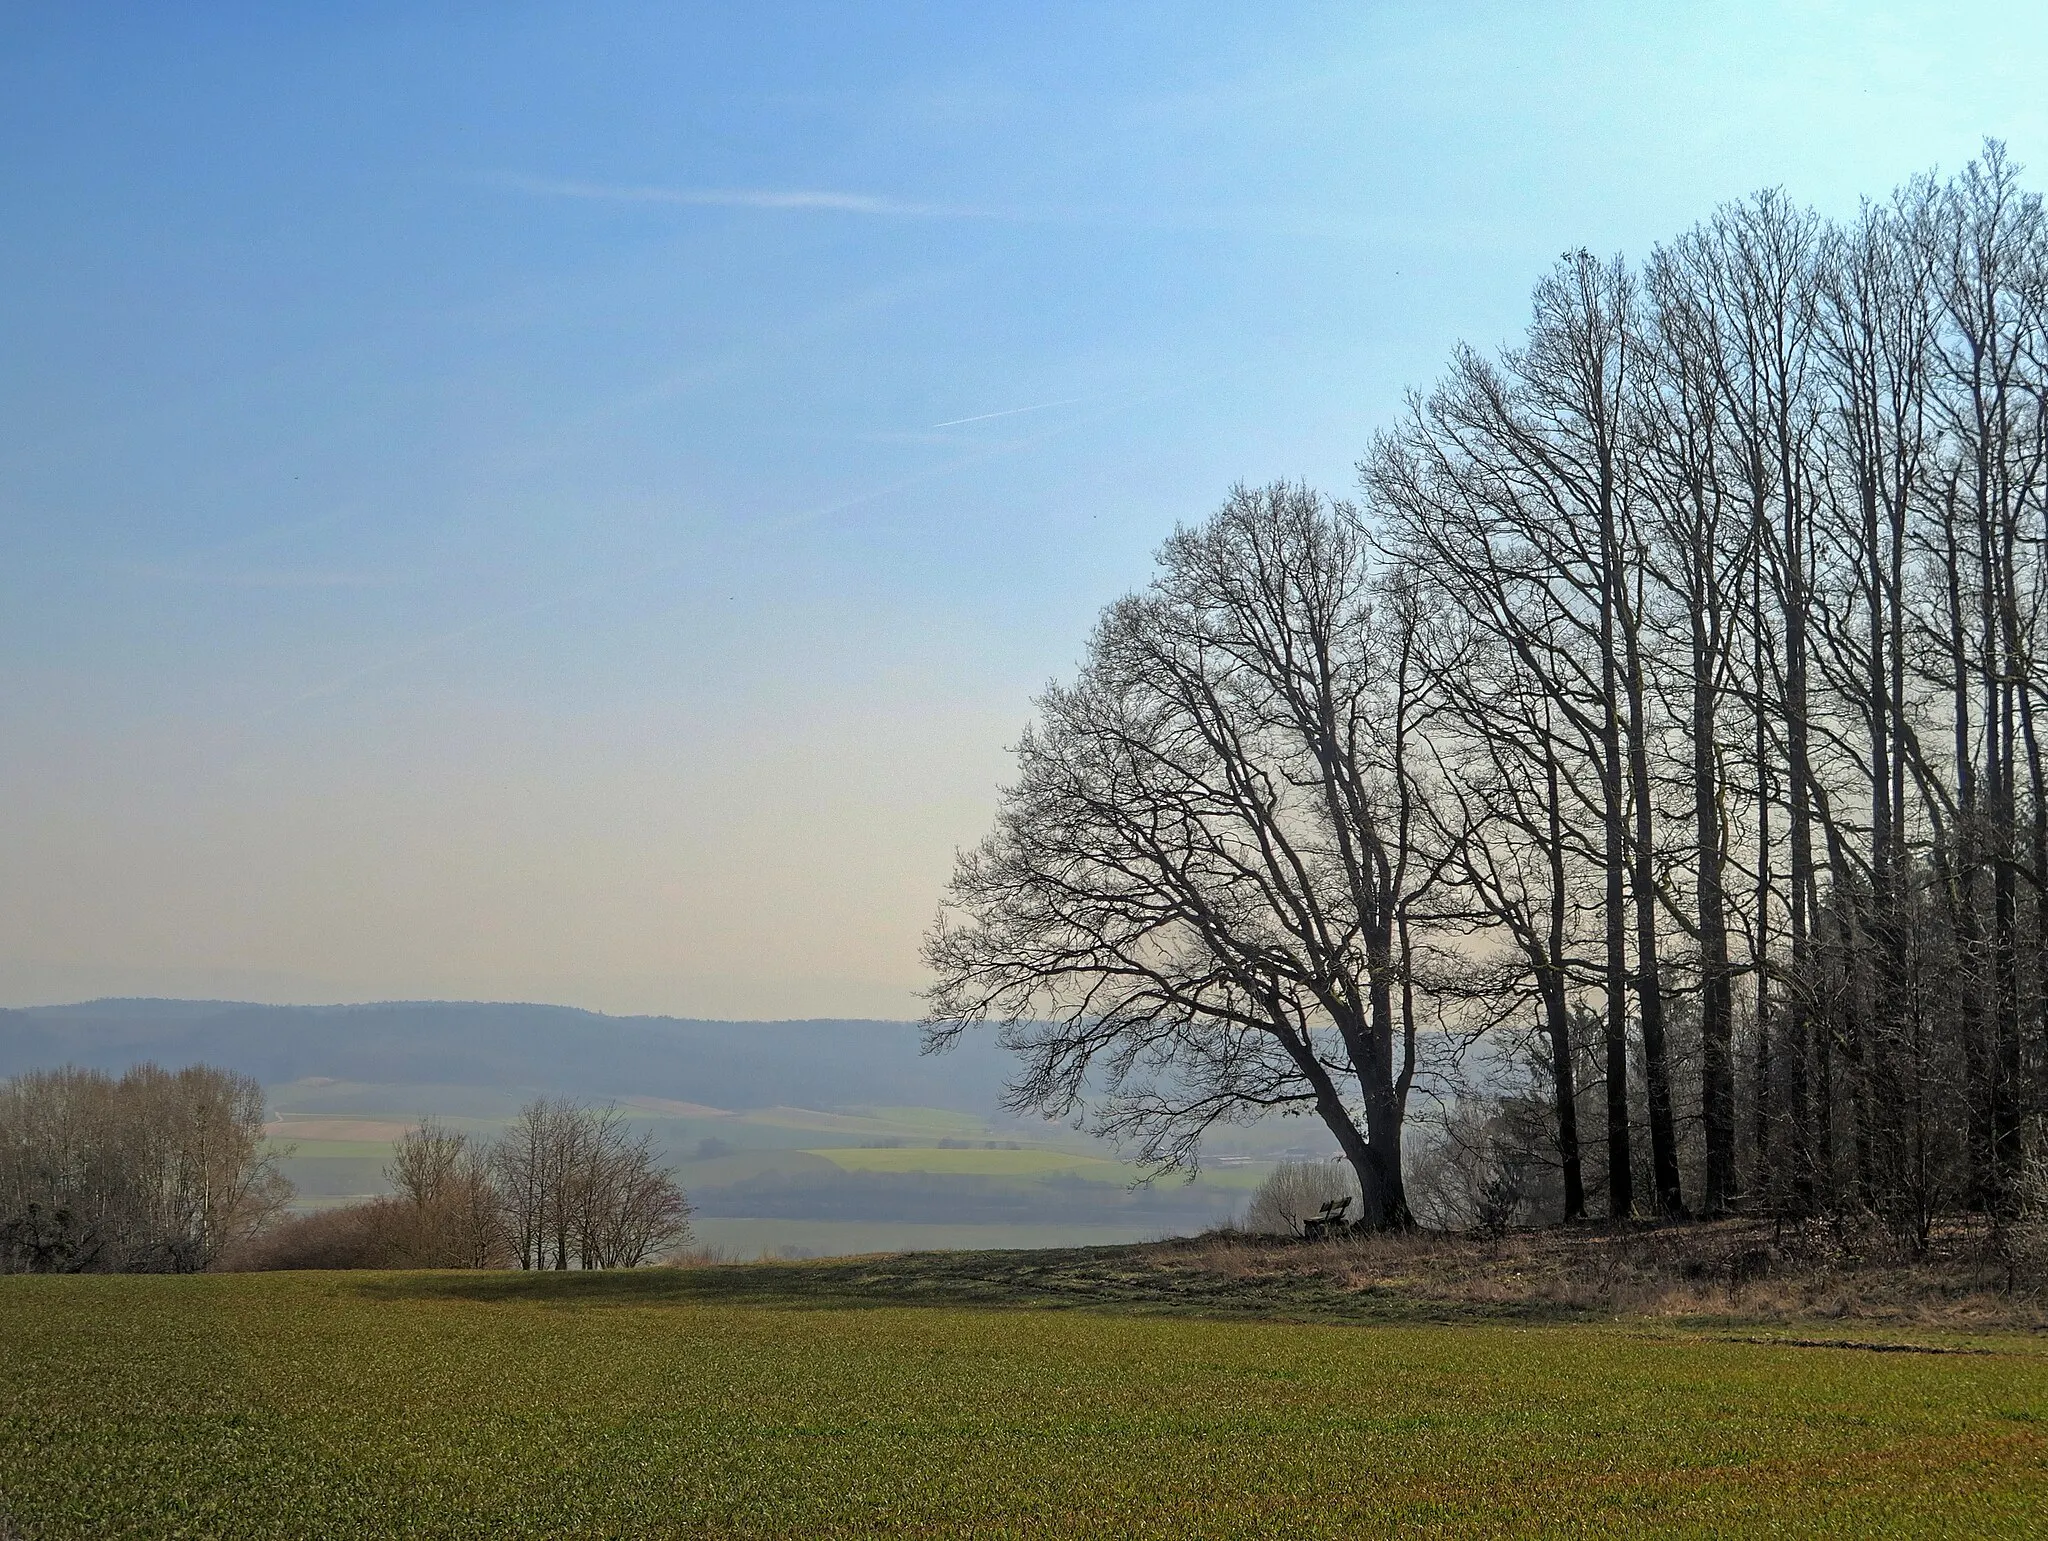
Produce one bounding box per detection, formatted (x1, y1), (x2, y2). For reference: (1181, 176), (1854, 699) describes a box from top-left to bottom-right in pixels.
(928, 143), (2047, 1242)
(0, 1064), (287, 1272)
(238, 1100), (691, 1270)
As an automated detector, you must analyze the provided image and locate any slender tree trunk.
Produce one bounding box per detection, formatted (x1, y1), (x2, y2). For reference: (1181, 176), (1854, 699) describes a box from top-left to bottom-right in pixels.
(1627, 631), (1685, 1216)
(1938, 481), (1996, 1208)
(1783, 467), (1817, 1215)
(1751, 540), (1776, 1207)
(1985, 498), (2022, 1207)
(1600, 562), (1635, 1222)
(1545, 734), (1588, 1220)
(1695, 618), (1736, 1214)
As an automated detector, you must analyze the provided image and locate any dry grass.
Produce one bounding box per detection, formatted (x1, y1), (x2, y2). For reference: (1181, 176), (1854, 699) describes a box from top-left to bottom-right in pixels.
(329, 1217), (2048, 1335)
(1158, 1216), (2048, 1331)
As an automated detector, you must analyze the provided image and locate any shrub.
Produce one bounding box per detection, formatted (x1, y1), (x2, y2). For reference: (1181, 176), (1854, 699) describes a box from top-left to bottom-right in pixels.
(220, 1200), (414, 1270)
(1243, 1160), (1357, 1237)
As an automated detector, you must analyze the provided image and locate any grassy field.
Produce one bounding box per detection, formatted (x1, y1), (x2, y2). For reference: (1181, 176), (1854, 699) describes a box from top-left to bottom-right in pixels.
(2, 1255), (2045, 1538)
(261, 1102), (1256, 1250)
(810, 1146), (1265, 1192)
(687, 1218), (1164, 1256)
(811, 1145), (1144, 1178)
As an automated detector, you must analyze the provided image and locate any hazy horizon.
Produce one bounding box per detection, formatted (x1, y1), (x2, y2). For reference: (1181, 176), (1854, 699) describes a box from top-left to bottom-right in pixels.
(6, 2), (2046, 1019)
(6, 991), (923, 1023)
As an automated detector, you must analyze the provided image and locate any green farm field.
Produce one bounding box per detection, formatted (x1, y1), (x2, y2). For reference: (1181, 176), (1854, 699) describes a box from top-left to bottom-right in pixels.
(812, 1144), (1178, 1180)
(259, 1104), (1261, 1251)
(2, 1256), (2045, 1538)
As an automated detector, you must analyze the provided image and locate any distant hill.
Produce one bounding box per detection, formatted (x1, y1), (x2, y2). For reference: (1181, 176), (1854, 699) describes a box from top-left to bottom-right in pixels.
(0, 999), (1018, 1114)
(0, 998), (1265, 1253)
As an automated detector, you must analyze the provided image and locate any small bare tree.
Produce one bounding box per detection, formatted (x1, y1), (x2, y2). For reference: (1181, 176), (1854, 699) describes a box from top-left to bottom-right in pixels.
(577, 1112), (693, 1267)
(385, 1120), (512, 1268)
(1243, 1160), (1358, 1237)
(491, 1098), (564, 1270)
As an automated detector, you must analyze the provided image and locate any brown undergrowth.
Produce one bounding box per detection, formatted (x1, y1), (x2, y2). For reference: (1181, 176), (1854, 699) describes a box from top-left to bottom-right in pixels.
(1157, 1216), (2048, 1332)
(373, 1216), (2048, 1339)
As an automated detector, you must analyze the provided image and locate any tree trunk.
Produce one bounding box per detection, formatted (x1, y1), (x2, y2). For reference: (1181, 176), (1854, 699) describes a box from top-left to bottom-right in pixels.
(1694, 628), (1736, 1214)
(1546, 737), (1588, 1220)
(1627, 606), (1685, 1217)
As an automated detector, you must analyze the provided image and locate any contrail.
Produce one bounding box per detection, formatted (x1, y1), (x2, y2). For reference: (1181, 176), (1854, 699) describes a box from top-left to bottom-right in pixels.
(932, 398), (1086, 428)
(494, 174), (991, 220)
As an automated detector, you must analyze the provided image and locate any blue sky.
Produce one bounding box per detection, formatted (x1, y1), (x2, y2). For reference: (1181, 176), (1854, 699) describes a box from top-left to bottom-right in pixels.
(3, 2), (2045, 1016)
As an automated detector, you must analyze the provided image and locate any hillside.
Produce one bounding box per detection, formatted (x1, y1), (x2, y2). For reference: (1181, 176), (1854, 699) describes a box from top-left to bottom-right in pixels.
(0, 999), (1014, 1111)
(2, 999), (1265, 1252)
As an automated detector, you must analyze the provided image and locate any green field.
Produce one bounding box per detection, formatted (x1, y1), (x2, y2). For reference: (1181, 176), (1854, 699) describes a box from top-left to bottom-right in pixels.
(810, 1146), (1265, 1191)
(688, 1218), (1163, 1256)
(2, 1261), (2044, 1538)
(259, 1103), (1259, 1249)
(812, 1144), (1141, 1178)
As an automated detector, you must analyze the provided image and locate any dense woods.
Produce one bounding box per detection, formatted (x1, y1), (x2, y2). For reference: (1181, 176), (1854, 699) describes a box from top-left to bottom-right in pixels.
(930, 143), (2048, 1242)
(0, 1063), (286, 1272)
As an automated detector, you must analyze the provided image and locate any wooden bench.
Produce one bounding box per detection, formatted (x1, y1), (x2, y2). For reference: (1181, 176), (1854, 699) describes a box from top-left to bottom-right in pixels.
(1302, 1195), (1352, 1241)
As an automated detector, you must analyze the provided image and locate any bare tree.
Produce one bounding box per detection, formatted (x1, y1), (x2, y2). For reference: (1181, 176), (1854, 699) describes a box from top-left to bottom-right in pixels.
(926, 484), (1434, 1227)
(386, 1119), (512, 1268)
(576, 1112), (694, 1268)
(1634, 233), (1755, 1215)
(488, 1100), (689, 1269)
(490, 1098), (556, 1270)
(0, 1064), (289, 1273)
(1367, 253), (1687, 1217)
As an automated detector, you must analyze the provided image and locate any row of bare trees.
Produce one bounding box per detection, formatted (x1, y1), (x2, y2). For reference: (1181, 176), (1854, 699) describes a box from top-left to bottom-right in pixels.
(486, 1100), (693, 1269)
(0, 1064), (288, 1272)
(242, 1101), (692, 1270)
(928, 143), (2047, 1239)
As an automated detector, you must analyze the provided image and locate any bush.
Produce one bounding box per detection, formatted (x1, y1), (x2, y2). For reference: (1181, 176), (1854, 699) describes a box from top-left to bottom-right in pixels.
(1243, 1160), (1357, 1237)
(1406, 1097), (1541, 1235)
(220, 1201), (413, 1270)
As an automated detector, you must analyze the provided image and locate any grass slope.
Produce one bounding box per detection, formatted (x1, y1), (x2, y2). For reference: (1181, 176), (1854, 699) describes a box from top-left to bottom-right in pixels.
(686, 1219), (1166, 1257)
(2, 1255), (2044, 1538)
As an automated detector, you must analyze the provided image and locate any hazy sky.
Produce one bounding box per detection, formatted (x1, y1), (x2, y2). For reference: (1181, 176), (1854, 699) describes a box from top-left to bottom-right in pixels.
(4, 3), (2045, 1018)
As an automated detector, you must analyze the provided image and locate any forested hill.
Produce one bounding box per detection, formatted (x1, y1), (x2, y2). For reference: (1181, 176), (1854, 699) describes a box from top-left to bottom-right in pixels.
(0, 999), (1017, 1113)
